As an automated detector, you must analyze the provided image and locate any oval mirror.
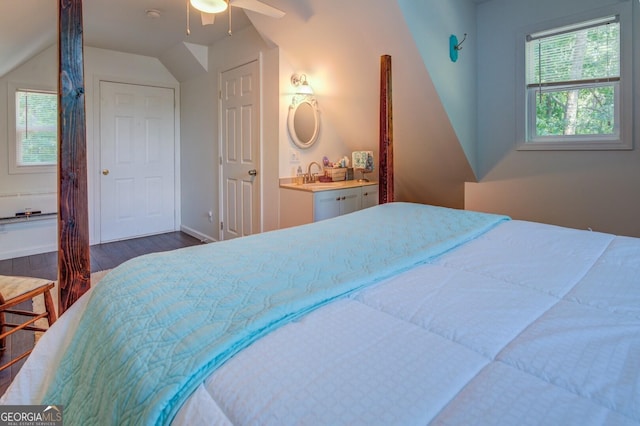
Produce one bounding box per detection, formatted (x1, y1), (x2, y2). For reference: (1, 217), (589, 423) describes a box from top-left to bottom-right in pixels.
(288, 98), (319, 149)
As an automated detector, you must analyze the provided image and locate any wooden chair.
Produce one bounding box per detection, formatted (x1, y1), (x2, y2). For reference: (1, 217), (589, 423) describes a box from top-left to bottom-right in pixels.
(0, 277), (57, 372)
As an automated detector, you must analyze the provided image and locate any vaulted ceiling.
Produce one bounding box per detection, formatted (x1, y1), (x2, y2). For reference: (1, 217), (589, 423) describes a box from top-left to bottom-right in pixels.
(1, 0), (487, 78)
(0, 0), (253, 77)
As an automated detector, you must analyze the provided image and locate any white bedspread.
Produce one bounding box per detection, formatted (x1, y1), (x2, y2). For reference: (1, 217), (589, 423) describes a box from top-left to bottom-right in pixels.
(3, 219), (639, 425)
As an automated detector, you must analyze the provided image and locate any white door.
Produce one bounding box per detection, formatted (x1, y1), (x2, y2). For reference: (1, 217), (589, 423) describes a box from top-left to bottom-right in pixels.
(100, 81), (175, 242)
(220, 61), (260, 240)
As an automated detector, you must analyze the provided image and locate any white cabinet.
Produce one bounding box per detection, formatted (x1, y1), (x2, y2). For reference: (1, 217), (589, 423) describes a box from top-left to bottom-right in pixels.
(361, 185), (379, 210)
(279, 184), (379, 228)
(314, 186), (361, 221)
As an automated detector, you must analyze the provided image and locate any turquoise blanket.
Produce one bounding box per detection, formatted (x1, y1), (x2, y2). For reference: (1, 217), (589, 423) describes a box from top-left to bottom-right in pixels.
(42, 202), (508, 425)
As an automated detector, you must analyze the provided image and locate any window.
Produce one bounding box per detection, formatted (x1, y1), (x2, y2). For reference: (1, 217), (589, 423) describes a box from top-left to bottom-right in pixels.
(8, 84), (58, 174)
(518, 4), (632, 150)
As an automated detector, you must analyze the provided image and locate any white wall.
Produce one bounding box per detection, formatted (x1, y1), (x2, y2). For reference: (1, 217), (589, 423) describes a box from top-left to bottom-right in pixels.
(178, 63), (217, 242)
(0, 47), (57, 198)
(398, 0), (478, 177)
(275, 51), (355, 179)
(467, 0), (640, 237)
(180, 26), (280, 242)
(0, 45), (179, 260)
(247, 0), (476, 209)
(0, 46), (58, 260)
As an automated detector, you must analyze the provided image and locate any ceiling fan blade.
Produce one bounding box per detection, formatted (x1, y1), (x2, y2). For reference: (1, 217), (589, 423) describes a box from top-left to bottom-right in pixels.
(230, 0), (285, 18)
(200, 12), (216, 25)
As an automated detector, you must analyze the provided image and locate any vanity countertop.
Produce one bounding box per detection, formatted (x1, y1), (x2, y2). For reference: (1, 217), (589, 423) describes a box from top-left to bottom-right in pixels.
(279, 180), (378, 193)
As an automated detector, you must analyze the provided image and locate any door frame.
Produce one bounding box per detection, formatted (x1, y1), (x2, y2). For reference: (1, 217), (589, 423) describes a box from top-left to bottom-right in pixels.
(92, 75), (181, 244)
(218, 56), (263, 241)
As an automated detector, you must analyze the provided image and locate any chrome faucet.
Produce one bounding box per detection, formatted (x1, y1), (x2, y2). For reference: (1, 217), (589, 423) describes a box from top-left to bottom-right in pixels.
(305, 161), (323, 183)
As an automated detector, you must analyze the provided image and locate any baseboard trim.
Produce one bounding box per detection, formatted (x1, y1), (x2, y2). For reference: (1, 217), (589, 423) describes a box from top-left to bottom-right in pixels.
(180, 225), (217, 244)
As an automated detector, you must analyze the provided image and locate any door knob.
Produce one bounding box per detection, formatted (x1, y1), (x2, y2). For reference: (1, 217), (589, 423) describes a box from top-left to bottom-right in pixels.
(248, 169), (257, 176)
(102, 169), (110, 176)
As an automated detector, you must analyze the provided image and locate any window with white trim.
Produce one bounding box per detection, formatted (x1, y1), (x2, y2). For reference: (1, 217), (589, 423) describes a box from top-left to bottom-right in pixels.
(9, 85), (58, 174)
(520, 9), (631, 150)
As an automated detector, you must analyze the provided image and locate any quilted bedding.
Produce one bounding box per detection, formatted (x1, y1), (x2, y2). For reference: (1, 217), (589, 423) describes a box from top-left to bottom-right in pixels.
(3, 203), (639, 425)
(14, 202), (507, 425)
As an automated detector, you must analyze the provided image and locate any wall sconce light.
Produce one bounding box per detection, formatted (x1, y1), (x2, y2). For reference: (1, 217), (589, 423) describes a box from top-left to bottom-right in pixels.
(449, 33), (467, 62)
(291, 74), (314, 95)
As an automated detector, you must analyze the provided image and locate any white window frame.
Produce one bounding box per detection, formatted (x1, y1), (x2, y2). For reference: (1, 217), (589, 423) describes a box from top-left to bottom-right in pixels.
(8, 81), (58, 174)
(516, 3), (633, 151)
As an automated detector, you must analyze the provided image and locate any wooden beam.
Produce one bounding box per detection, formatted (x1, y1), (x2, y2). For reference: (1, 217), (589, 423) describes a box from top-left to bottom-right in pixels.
(58, 0), (91, 313)
(379, 54), (394, 204)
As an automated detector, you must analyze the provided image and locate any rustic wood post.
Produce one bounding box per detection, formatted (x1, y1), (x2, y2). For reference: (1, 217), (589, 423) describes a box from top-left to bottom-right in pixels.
(58, 0), (91, 313)
(379, 54), (394, 204)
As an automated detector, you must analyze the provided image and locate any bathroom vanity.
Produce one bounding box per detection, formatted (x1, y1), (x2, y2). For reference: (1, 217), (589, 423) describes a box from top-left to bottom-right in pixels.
(279, 181), (378, 228)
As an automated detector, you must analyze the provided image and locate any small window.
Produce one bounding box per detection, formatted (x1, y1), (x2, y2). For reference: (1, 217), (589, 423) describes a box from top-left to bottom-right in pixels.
(520, 12), (630, 150)
(9, 85), (58, 174)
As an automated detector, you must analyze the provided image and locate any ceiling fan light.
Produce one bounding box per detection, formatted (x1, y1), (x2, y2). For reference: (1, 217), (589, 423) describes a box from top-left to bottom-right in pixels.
(190, 0), (228, 14)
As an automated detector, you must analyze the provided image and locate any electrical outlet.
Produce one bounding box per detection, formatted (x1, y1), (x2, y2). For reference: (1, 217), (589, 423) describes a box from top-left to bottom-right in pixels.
(289, 149), (300, 163)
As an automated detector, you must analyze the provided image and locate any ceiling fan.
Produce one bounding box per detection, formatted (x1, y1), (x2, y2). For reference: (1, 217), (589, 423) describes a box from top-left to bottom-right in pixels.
(186, 0), (285, 36)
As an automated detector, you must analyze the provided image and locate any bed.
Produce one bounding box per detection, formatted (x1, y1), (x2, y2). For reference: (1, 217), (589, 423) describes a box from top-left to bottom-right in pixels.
(1, 202), (639, 425)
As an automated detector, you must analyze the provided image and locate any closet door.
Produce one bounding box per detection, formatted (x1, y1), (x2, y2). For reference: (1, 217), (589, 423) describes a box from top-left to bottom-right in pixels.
(100, 81), (176, 242)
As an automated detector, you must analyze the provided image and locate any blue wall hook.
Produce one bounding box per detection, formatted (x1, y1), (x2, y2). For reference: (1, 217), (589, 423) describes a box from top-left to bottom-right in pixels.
(449, 33), (467, 62)
(449, 35), (459, 62)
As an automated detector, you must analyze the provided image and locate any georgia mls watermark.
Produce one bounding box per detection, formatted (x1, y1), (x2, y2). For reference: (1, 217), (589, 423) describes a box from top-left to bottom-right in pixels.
(0, 405), (62, 426)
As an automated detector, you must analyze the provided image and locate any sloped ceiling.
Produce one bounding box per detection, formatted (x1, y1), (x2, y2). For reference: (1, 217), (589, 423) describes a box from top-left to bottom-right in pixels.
(0, 0), (252, 77)
(0, 0), (57, 77)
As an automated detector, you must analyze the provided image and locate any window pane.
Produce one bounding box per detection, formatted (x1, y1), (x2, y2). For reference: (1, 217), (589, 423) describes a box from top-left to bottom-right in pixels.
(16, 90), (57, 166)
(527, 20), (619, 85)
(534, 84), (615, 137)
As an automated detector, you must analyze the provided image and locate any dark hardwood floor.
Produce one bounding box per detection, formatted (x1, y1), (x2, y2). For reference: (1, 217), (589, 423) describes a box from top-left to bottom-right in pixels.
(0, 231), (202, 396)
